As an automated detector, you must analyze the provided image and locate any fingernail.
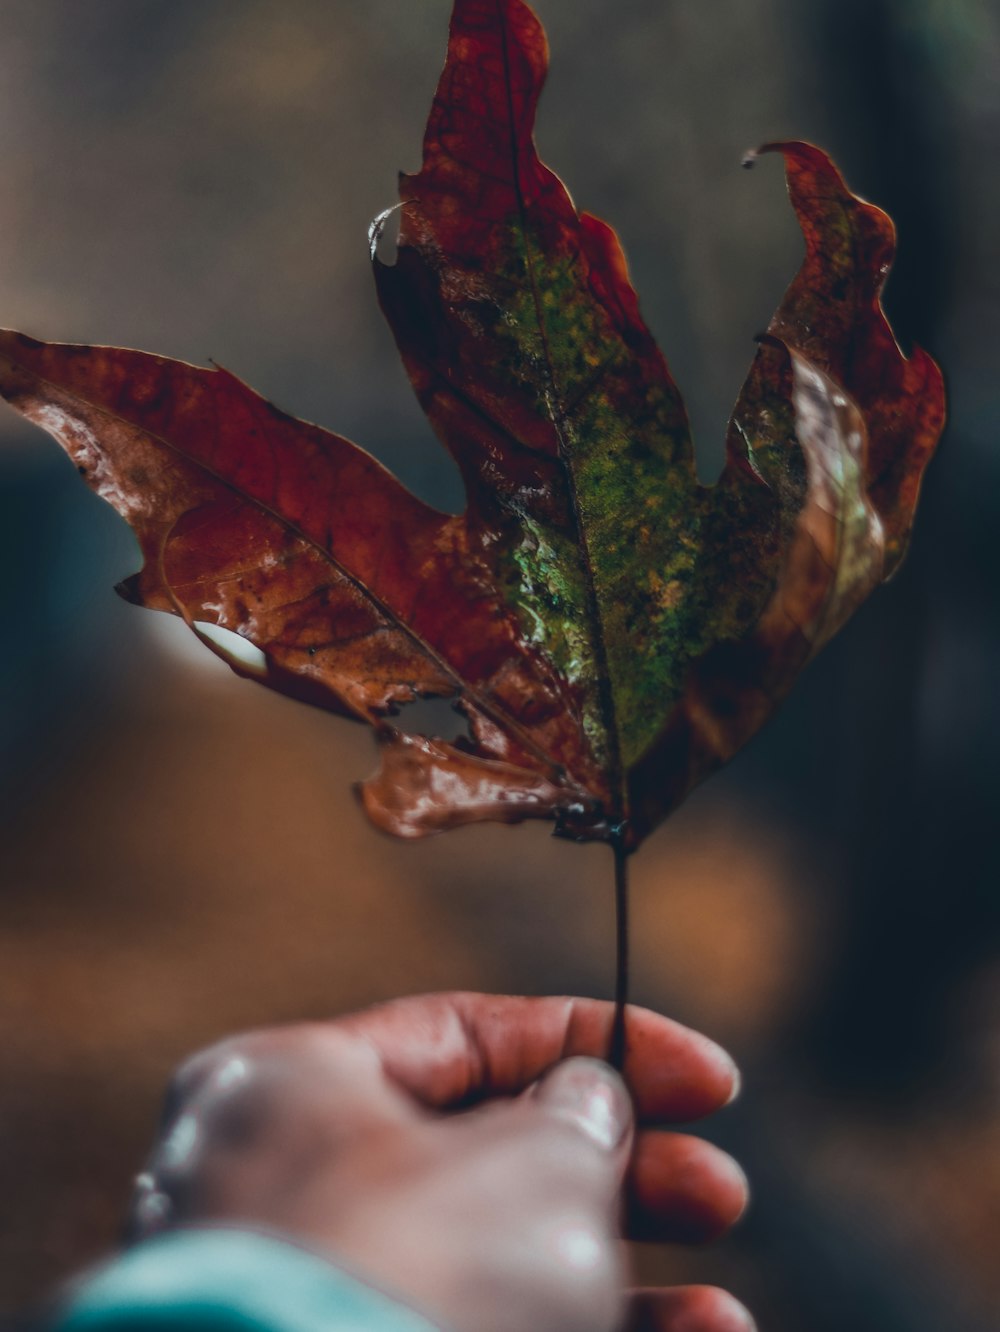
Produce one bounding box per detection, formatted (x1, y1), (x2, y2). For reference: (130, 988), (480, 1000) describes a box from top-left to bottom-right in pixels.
(735, 1303), (758, 1330)
(708, 1291), (758, 1331)
(727, 1156), (752, 1221)
(534, 1057), (632, 1150)
(703, 1036), (742, 1106)
(725, 1058), (742, 1106)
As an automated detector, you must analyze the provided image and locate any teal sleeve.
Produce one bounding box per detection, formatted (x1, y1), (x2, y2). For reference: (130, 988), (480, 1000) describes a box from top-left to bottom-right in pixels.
(55, 1229), (441, 1332)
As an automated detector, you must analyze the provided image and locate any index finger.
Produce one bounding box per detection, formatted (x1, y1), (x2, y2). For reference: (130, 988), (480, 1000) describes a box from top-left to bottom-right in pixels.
(339, 992), (739, 1123)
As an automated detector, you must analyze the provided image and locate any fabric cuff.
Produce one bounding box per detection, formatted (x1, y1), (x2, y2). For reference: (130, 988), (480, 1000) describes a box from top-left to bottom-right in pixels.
(55, 1228), (441, 1332)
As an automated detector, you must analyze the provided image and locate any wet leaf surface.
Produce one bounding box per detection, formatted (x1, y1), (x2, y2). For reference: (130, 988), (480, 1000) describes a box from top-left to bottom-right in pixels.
(0, 0), (944, 851)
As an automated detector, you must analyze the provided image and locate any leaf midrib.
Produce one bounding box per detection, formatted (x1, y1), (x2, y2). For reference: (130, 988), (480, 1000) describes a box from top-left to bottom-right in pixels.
(495, 0), (627, 828)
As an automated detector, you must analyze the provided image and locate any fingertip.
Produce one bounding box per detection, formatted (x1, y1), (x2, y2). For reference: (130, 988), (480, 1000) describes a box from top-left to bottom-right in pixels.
(619, 1016), (742, 1122)
(533, 1056), (633, 1153)
(689, 1034), (741, 1113)
(629, 1133), (750, 1244)
(628, 1285), (756, 1332)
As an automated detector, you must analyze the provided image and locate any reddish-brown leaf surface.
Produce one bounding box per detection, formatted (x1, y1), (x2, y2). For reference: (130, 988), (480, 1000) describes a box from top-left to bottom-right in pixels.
(0, 0), (944, 852)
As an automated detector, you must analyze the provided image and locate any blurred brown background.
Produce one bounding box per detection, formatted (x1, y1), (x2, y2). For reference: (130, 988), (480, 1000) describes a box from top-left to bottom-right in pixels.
(1, 1), (998, 1329)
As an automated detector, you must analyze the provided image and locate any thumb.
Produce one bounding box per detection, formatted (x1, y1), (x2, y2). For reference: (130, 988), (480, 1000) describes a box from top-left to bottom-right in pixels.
(532, 1056), (634, 1183)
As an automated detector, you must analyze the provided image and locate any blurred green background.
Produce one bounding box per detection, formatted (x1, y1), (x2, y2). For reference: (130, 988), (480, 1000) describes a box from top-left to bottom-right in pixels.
(1, 1), (997, 1328)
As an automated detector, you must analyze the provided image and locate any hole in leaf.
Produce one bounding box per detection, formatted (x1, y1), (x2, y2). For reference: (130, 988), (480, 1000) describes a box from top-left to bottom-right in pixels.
(394, 694), (471, 745)
(368, 202), (404, 266)
(193, 621), (268, 679)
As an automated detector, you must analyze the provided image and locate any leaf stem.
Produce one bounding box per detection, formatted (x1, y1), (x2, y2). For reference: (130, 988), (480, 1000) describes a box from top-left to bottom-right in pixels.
(609, 837), (630, 1072)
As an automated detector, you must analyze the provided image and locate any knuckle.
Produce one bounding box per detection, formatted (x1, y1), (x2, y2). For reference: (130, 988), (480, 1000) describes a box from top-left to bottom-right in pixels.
(536, 1214), (619, 1328)
(161, 1034), (262, 1129)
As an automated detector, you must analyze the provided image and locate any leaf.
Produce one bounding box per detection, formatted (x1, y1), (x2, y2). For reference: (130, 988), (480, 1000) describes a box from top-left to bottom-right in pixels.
(0, 0), (943, 853)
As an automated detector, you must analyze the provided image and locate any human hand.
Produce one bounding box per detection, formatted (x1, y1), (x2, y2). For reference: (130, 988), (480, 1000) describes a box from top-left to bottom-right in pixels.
(130, 993), (752, 1332)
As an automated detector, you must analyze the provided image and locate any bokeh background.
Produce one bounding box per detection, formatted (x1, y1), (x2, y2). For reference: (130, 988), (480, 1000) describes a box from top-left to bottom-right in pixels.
(1, 1), (998, 1328)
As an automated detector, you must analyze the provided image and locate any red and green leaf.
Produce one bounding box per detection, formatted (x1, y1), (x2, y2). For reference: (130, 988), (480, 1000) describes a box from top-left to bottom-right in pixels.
(0, 0), (944, 852)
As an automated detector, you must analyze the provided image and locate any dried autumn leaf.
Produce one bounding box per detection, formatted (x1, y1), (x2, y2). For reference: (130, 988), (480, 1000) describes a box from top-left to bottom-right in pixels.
(0, 0), (943, 854)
